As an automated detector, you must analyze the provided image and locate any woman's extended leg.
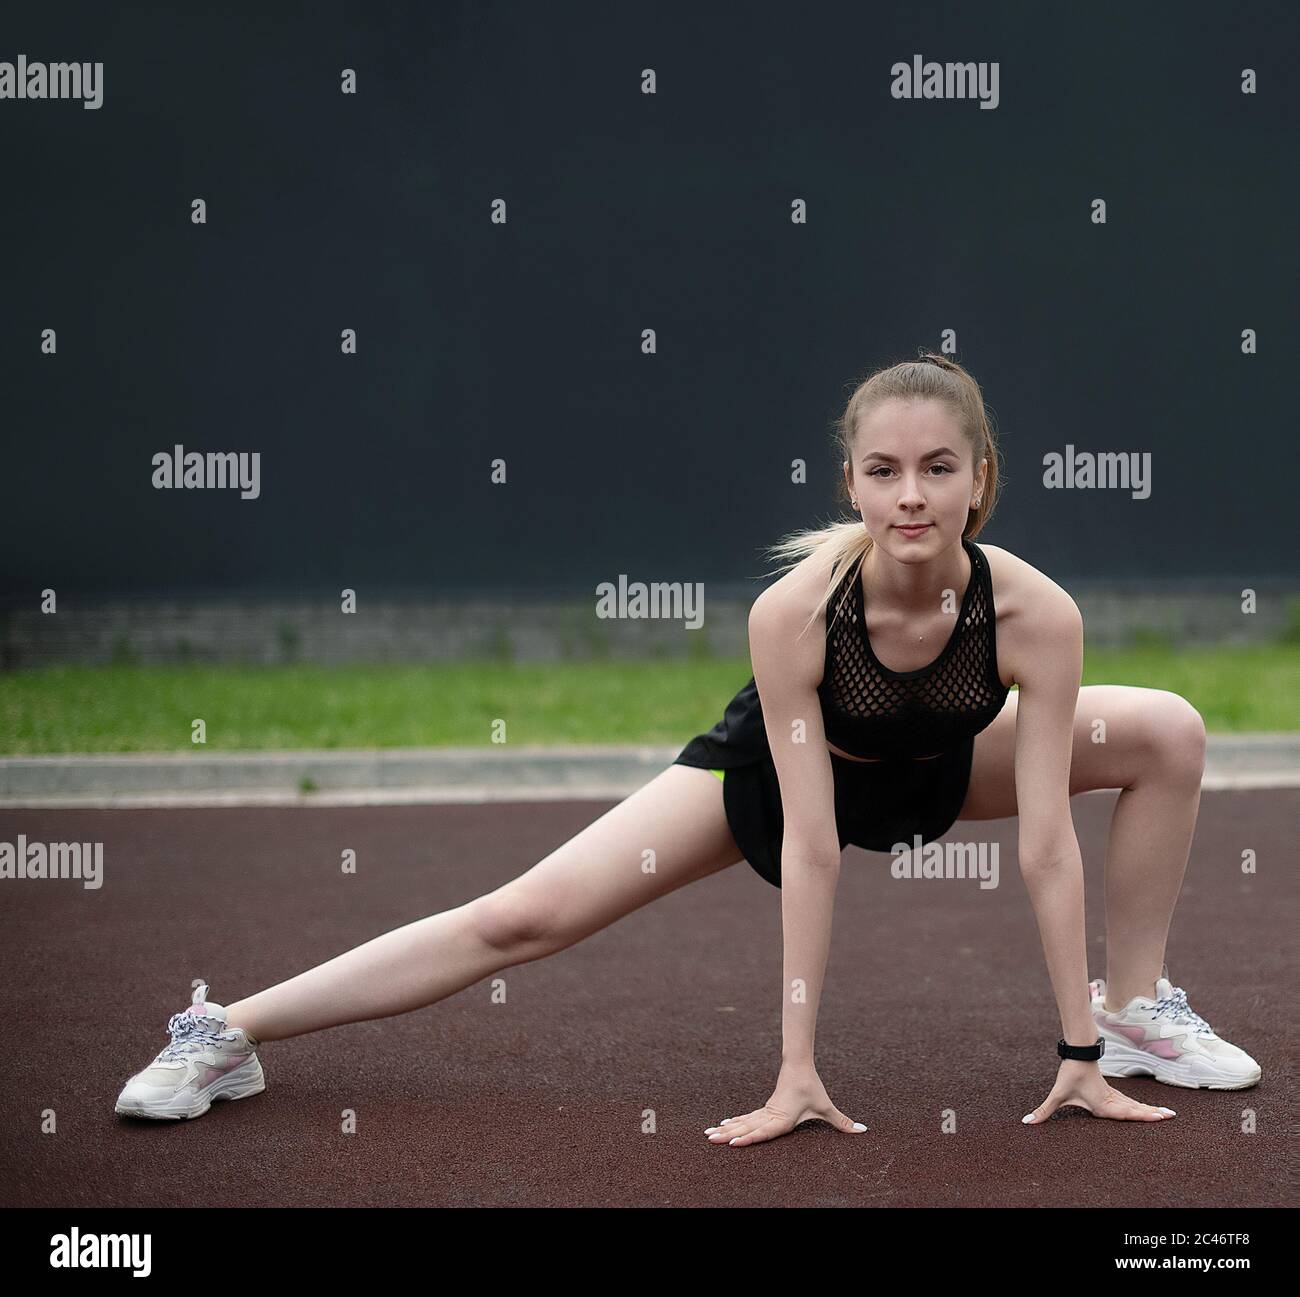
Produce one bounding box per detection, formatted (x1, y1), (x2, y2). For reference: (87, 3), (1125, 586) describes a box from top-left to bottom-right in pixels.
(223, 765), (742, 1043)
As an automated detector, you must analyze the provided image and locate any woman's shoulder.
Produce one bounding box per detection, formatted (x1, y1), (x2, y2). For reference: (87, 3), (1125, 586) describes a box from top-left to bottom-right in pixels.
(975, 540), (1081, 622)
(975, 541), (1084, 690)
(746, 551), (845, 697)
(749, 548), (843, 635)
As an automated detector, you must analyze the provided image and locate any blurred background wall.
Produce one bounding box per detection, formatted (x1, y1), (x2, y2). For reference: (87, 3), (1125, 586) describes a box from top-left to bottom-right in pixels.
(2, 2), (1296, 666)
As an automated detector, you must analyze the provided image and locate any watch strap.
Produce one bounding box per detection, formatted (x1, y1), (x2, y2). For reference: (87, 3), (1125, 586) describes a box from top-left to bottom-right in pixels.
(1057, 1037), (1105, 1061)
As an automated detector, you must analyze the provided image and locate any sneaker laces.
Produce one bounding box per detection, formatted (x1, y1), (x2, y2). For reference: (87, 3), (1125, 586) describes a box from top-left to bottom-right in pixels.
(157, 1011), (234, 1062)
(1151, 985), (1214, 1036)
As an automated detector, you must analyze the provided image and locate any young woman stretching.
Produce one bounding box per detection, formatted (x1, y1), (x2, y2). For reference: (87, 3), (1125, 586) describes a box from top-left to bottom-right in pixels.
(115, 353), (1261, 1143)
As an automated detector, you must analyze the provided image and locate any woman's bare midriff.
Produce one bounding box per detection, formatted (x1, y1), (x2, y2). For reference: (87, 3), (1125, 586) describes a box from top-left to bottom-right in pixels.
(826, 740), (941, 763)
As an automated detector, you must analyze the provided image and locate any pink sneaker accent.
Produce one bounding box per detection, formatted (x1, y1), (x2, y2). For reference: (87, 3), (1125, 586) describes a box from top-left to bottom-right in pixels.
(196, 1058), (250, 1089)
(1102, 1020), (1182, 1059)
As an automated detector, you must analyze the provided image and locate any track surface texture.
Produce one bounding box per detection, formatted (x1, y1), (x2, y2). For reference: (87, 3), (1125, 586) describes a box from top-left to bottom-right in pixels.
(1, 788), (1292, 1208)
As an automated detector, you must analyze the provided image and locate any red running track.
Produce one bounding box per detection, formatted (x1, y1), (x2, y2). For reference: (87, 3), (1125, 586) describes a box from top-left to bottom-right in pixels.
(0, 788), (1293, 1208)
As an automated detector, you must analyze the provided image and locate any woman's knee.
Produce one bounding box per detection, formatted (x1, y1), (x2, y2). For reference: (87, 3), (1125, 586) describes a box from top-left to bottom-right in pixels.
(1143, 691), (1207, 785)
(465, 885), (571, 961)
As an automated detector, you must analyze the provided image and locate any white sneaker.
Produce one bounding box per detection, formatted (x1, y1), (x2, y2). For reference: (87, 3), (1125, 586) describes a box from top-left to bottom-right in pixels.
(115, 981), (265, 1120)
(1089, 966), (1262, 1090)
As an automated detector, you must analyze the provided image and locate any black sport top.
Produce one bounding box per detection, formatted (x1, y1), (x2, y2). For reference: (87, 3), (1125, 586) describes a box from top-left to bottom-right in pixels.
(818, 536), (1008, 760)
(674, 537), (1009, 769)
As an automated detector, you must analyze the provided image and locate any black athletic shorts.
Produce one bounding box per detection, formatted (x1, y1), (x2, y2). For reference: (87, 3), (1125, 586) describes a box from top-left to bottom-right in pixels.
(674, 738), (975, 889)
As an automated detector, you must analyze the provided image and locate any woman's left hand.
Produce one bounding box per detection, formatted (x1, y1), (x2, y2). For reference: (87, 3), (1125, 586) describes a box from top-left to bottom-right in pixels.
(1020, 1061), (1177, 1124)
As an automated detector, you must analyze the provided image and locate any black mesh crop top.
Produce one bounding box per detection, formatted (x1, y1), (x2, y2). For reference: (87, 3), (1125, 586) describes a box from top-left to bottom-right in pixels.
(672, 536), (1010, 772)
(817, 537), (1009, 760)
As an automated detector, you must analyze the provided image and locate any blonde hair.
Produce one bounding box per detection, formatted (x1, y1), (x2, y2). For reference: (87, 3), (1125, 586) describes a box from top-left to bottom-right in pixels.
(762, 350), (1003, 639)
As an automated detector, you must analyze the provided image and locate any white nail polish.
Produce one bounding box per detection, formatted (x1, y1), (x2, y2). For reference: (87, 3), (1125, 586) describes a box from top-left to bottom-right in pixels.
(1021, 1113), (1035, 1123)
(728, 1137), (740, 1145)
(852, 1122), (867, 1131)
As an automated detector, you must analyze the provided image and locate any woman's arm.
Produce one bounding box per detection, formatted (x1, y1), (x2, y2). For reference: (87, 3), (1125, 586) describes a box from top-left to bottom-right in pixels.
(747, 588), (844, 1068)
(1011, 580), (1175, 1124)
(704, 583), (867, 1146)
(1009, 587), (1095, 1046)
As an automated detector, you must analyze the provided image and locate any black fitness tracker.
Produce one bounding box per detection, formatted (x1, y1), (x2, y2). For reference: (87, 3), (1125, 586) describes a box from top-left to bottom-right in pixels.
(1057, 1037), (1106, 1061)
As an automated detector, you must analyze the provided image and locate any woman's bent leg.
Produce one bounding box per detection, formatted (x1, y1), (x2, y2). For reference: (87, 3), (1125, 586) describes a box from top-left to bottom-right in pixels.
(224, 764), (741, 1042)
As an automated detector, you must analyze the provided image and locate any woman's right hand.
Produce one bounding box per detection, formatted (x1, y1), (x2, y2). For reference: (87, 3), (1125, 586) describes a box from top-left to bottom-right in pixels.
(705, 1064), (867, 1147)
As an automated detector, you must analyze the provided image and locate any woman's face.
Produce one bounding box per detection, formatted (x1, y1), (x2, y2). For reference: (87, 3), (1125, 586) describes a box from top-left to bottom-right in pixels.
(843, 398), (986, 560)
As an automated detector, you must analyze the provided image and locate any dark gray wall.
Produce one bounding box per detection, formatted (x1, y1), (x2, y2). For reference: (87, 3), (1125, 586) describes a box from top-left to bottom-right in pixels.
(2, 1), (1296, 610)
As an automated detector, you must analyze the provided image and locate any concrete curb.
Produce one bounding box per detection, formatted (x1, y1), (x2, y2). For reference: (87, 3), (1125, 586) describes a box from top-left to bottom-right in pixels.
(1, 735), (1299, 808)
(0, 745), (672, 808)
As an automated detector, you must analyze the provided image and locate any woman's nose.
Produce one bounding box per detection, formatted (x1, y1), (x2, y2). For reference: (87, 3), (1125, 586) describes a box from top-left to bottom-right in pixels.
(897, 475), (927, 505)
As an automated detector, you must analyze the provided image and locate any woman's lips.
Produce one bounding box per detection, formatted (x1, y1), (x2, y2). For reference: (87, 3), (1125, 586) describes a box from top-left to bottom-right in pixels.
(894, 523), (932, 537)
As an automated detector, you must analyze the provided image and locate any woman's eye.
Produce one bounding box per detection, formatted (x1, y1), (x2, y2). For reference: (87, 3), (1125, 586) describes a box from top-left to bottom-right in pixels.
(867, 464), (954, 477)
